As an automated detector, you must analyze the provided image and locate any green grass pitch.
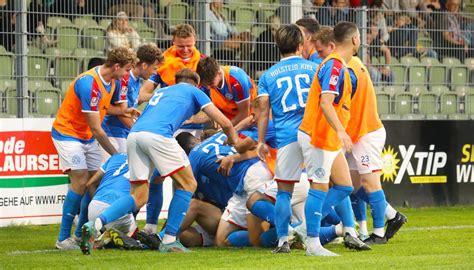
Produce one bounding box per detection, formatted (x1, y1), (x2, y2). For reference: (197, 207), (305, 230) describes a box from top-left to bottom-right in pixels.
(1, 206), (474, 269)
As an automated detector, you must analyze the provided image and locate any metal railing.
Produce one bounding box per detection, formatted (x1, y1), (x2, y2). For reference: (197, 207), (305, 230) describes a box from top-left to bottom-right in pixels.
(0, 0), (472, 119)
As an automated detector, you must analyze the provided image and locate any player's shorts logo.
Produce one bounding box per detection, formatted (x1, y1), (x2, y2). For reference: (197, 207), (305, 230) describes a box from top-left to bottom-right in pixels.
(71, 155), (81, 165)
(225, 93), (233, 100)
(315, 168), (325, 179)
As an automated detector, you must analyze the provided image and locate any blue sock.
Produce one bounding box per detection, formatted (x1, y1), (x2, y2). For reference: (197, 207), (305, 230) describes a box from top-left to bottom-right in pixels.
(259, 228), (278, 248)
(146, 182), (163, 225)
(164, 189), (192, 236)
(227, 230), (251, 247)
(74, 192), (91, 238)
(98, 195), (136, 225)
(355, 187), (369, 203)
(351, 194), (367, 222)
(305, 189), (327, 238)
(322, 208), (341, 226)
(322, 185), (354, 218)
(58, 189), (82, 241)
(334, 196), (355, 228)
(368, 190), (387, 229)
(274, 190), (292, 239)
(250, 200), (275, 226)
(319, 226), (338, 246)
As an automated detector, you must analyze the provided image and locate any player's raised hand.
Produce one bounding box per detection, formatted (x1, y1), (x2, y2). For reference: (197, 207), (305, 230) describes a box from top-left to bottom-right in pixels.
(216, 156), (235, 177)
(257, 142), (269, 162)
(337, 130), (353, 153)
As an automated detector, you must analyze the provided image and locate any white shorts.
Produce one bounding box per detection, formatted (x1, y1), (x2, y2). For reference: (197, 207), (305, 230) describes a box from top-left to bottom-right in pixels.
(174, 128), (203, 139)
(127, 132), (190, 182)
(193, 224), (215, 247)
(347, 128), (386, 174)
(88, 199), (136, 235)
(52, 138), (102, 172)
(274, 141), (304, 182)
(243, 161), (273, 196)
(101, 137), (127, 161)
(263, 174), (310, 206)
(221, 194), (247, 230)
(298, 131), (340, 184)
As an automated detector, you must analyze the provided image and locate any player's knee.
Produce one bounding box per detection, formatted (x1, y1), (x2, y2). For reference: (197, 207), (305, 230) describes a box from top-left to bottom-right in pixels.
(188, 199), (200, 214)
(215, 235), (229, 247)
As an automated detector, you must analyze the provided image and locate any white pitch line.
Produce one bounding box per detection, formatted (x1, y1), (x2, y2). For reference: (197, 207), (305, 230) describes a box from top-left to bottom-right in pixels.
(400, 225), (474, 231)
(7, 249), (62, 255)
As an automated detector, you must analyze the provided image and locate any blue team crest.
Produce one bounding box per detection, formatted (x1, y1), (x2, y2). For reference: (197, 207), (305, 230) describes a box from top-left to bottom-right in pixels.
(225, 93), (233, 100)
(71, 155), (81, 165)
(315, 168), (325, 179)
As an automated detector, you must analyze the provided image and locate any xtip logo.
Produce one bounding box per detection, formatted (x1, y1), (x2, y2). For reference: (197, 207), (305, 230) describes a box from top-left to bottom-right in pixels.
(381, 145), (447, 184)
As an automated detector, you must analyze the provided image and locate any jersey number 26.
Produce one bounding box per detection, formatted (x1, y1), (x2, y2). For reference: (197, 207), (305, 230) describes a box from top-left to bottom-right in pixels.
(278, 74), (310, 113)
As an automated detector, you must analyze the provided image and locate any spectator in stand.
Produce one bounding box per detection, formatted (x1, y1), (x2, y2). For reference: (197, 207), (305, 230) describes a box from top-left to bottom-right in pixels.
(387, 13), (418, 58)
(303, 0), (333, 26)
(432, 0), (471, 61)
(106, 11), (141, 52)
(250, 14), (281, 75)
(207, 0), (251, 63)
(330, 0), (354, 25)
(367, 11), (393, 85)
(109, 0), (145, 19)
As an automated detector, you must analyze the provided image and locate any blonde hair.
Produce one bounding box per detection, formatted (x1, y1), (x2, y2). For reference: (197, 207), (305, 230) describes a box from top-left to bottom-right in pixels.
(172, 24), (197, 39)
(311, 27), (335, 45)
(104, 47), (136, 67)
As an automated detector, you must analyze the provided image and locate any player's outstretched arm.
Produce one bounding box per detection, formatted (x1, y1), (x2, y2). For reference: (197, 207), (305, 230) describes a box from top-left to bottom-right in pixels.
(320, 93), (353, 152)
(256, 96), (270, 161)
(84, 112), (118, 156)
(231, 99), (251, 126)
(138, 80), (157, 104)
(202, 104), (239, 145)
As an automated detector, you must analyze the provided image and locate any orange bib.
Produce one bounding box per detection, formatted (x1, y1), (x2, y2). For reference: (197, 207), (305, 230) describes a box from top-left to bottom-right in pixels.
(53, 67), (115, 140)
(210, 66), (257, 120)
(157, 46), (202, 86)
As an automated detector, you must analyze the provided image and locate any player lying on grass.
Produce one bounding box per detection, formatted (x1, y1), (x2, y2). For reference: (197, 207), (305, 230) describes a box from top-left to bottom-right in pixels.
(81, 69), (241, 254)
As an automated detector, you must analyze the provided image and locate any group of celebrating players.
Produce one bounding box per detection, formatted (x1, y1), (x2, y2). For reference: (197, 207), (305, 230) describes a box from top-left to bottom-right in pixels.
(51, 18), (407, 256)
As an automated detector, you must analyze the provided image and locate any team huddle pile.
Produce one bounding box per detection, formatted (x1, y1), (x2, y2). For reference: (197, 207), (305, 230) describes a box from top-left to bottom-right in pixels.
(51, 20), (407, 257)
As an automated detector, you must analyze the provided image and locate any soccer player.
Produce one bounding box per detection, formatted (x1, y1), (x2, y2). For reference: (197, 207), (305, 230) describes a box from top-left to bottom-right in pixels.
(82, 69), (240, 253)
(138, 24), (207, 137)
(298, 22), (365, 256)
(313, 27), (407, 244)
(52, 47), (136, 250)
(102, 44), (164, 156)
(196, 57), (256, 126)
(256, 24), (318, 253)
(295, 17), (323, 65)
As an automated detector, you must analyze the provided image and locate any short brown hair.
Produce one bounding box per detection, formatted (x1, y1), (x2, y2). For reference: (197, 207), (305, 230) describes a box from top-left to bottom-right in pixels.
(275, 24), (304, 55)
(333, 21), (358, 44)
(137, 43), (164, 65)
(295, 17), (320, 35)
(175, 68), (200, 85)
(196, 57), (220, 86)
(311, 27), (335, 45)
(172, 24), (197, 39)
(104, 47), (136, 67)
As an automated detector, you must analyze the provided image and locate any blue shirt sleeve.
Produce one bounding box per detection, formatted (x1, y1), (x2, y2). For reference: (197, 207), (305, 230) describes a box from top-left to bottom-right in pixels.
(111, 79), (124, 104)
(74, 75), (100, 112)
(318, 58), (345, 96)
(148, 73), (165, 86)
(348, 68), (357, 98)
(189, 151), (201, 179)
(229, 68), (252, 103)
(257, 74), (269, 97)
(193, 87), (212, 109)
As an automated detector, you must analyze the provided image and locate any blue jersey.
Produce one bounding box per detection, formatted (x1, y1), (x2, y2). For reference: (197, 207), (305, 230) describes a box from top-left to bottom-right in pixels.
(308, 51), (323, 65)
(131, 82), (212, 137)
(194, 175), (230, 210)
(93, 153), (131, 205)
(257, 56), (317, 148)
(239, 121), (277, 149)
(102, 71), (142, 138)
(189, 132), (259, 196)
(147, 73), (167, 88)
(317, 58), (348, 104)
(218, 66), (252, 103)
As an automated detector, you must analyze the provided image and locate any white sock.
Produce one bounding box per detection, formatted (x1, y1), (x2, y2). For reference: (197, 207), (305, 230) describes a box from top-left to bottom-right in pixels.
(334, 223), (343, 236)
(358, 220), (369, 235)
(373, 228), (385, 237)
(278, 236), (288, 246)
(307, 236), (322, 249)
(162, 233), (176, 244)
(385, 203), (397, 220)
(143, 223), (157, 234)
(344, 227), (357, 237)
